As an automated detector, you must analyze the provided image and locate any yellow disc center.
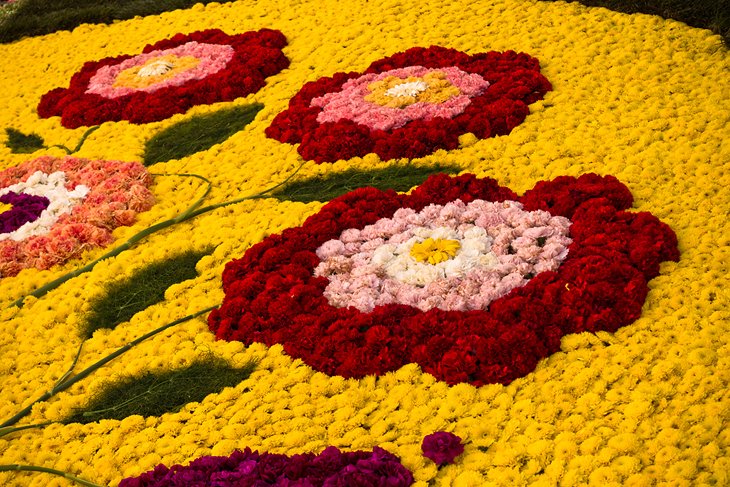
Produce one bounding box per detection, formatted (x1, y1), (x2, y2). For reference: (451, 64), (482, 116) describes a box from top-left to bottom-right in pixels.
(0, 201), (11, 215)
(410, 238), (461, 265)
(113, 55), (201, 89)
(365, 71), (461, 108)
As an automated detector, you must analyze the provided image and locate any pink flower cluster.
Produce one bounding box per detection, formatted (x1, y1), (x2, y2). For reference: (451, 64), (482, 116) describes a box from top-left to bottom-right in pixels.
(0, 156), (154, 277)
(315, 199), (572, 312)
(311, 66), (490, 132)
(86, 42), (235, 99)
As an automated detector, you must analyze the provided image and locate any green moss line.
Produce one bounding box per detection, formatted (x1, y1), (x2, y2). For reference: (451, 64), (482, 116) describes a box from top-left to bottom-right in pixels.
(64, 356), (256, 424)
(142, 103), (263, 166)
(81, 248), (211, 338)
(272, 164), (462, 203)
(4, 128), (44, 154)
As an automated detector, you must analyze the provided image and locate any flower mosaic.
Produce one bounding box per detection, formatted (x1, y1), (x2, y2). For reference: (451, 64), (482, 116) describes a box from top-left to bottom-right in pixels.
(37, 29), (289, 127)
(0, 156), (154, 277)
(208, 173), (679, 386)
(266, 46), (551, 162)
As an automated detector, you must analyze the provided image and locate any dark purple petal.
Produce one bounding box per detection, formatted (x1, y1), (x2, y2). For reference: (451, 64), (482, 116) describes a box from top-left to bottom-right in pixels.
(421, 431), (464, 466)
(120, 446), (413, 487)
(0, 191), (50, 234)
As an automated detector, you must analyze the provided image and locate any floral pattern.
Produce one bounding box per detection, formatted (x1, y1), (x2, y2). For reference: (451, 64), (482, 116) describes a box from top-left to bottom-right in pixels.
(37, 29), (289, 127)
(208, 173), (679, 386)
(265, 46), (551, 162)
(0, 156), (154, 277)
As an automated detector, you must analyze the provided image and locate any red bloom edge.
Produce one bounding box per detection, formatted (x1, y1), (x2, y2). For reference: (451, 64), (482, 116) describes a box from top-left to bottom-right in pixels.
(37, 29), (289, 128)
(208, 173), (679, 386)
(265, 46), (552, 163)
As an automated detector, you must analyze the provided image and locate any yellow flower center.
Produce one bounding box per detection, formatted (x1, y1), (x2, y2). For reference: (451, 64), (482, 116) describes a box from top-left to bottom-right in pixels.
(113, 55), (201, 89)
(365, 71), (461, 108)
(410, 238), (461, 265)
(0, 201), (11, 215)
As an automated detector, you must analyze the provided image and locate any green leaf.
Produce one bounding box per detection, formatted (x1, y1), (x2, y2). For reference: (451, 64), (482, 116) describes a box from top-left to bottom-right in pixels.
(143, 103), (263, 166)
(81, 249), (211, 338)
(5, 128), (45, 154)
(64, 356), (256, 424)
(271, 164), (462, 203)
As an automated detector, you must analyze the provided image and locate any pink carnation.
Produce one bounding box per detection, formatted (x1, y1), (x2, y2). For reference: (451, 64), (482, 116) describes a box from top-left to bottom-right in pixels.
(312, 66), (490, 131)
(0, 156), (154, 277)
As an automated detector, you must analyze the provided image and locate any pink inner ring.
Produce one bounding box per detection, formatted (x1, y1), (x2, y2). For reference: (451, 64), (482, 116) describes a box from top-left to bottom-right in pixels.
(311, 65), (490, 131)
(86, 42), (235, 99)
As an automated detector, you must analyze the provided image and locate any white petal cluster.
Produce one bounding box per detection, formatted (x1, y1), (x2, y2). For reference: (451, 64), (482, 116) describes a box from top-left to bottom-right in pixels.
(0, 171), (89, 242)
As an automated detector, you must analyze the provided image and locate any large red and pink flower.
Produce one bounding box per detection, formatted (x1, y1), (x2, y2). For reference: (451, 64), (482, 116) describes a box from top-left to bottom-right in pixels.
(0, 156), (154, 277)
(265, 46), (551, 163)
(37, 29), (289, 128)
(208, 173), (679, 386)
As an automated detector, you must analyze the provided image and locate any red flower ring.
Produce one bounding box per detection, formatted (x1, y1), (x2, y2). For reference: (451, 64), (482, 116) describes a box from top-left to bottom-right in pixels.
(208, 174), (678, 386)
(38, 29), (289, 128)
(0, 156), (154, 277)
(265, 46), (551, 163)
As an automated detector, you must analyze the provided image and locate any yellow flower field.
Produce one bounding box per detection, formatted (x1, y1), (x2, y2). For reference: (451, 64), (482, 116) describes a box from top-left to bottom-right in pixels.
(0, 0), (728, 485)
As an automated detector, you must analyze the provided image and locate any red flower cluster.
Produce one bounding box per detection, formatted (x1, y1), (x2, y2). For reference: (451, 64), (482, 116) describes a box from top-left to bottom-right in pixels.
(208, 174), (678, 386)
(265, 46), (551, 162)
(38, 29), (289, 128)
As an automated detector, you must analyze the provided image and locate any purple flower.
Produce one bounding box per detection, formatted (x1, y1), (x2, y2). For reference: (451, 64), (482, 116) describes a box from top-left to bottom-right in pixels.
(0, 192), (49, 234)
(119, 445), (414, 487)
(421, 431), (464, 466)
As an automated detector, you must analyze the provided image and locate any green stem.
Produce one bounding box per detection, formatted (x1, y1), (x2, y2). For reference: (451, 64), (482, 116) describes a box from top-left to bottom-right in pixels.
(8, 173), (211, 309)
(53, 342), (83, 390)
(46, 144), (72, 155)
(43, 125), (101, 155)
(0, 422), (52, 438)
(148, 173), (212, 222)
(186, 160), (307, 218)
(70, 126), (100, 154)
(0, 464), (103, 487)
(0, 306), (216, 429)
(8, 163), (305, 309)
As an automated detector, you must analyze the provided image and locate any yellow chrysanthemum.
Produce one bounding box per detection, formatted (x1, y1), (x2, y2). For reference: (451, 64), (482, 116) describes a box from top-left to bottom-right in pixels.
(410, 238), (461, 264)
(113, 55), (201, 89)
(365, 71), (460, 108)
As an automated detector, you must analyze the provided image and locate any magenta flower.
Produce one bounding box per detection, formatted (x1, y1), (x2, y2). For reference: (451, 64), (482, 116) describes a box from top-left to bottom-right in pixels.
(421, 431), (464, 466)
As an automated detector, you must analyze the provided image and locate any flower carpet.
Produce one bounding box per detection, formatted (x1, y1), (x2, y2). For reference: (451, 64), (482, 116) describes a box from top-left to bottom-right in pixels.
(0, 0), (728, 485)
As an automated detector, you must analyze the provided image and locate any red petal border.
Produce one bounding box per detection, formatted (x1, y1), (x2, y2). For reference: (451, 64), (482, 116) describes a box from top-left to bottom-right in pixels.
(208, 174), (679, 386)
(265, 46), (552, 163)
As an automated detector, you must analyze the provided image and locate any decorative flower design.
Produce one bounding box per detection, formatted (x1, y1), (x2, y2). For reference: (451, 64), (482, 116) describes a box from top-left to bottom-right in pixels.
(209, 173), (679, 386)
(0, 156), (154, 277)
(421, 432), (465, 466)
(265, 46), (551, 162)
(38, 29), (289, 128)
(119, 446), (414, 487)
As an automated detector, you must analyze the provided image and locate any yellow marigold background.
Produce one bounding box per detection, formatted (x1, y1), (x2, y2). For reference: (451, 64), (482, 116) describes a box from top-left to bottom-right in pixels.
(0, 0), (728, 485)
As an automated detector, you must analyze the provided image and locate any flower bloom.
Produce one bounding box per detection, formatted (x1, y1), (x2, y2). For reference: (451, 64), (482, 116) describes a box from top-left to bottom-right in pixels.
(118, 446), (414, 486)
(421, 432), (465, 466)
(0, 156), (154, 277)
(38, 29), (289, 128)
(266, 46), (551, 162)
(208, 173), (679, 386)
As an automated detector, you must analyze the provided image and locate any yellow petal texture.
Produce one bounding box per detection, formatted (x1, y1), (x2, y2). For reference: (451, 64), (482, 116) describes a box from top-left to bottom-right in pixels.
(0, 0), (728, 486)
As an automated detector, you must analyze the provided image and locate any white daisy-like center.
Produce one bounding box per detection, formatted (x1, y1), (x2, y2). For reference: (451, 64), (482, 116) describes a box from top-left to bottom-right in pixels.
(0, 171), (89, 242)
(384, 80), (429, 98)
(373, 226), (499, 286)
(137, 60), (175, 77)
(314, 199), (573, 312)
